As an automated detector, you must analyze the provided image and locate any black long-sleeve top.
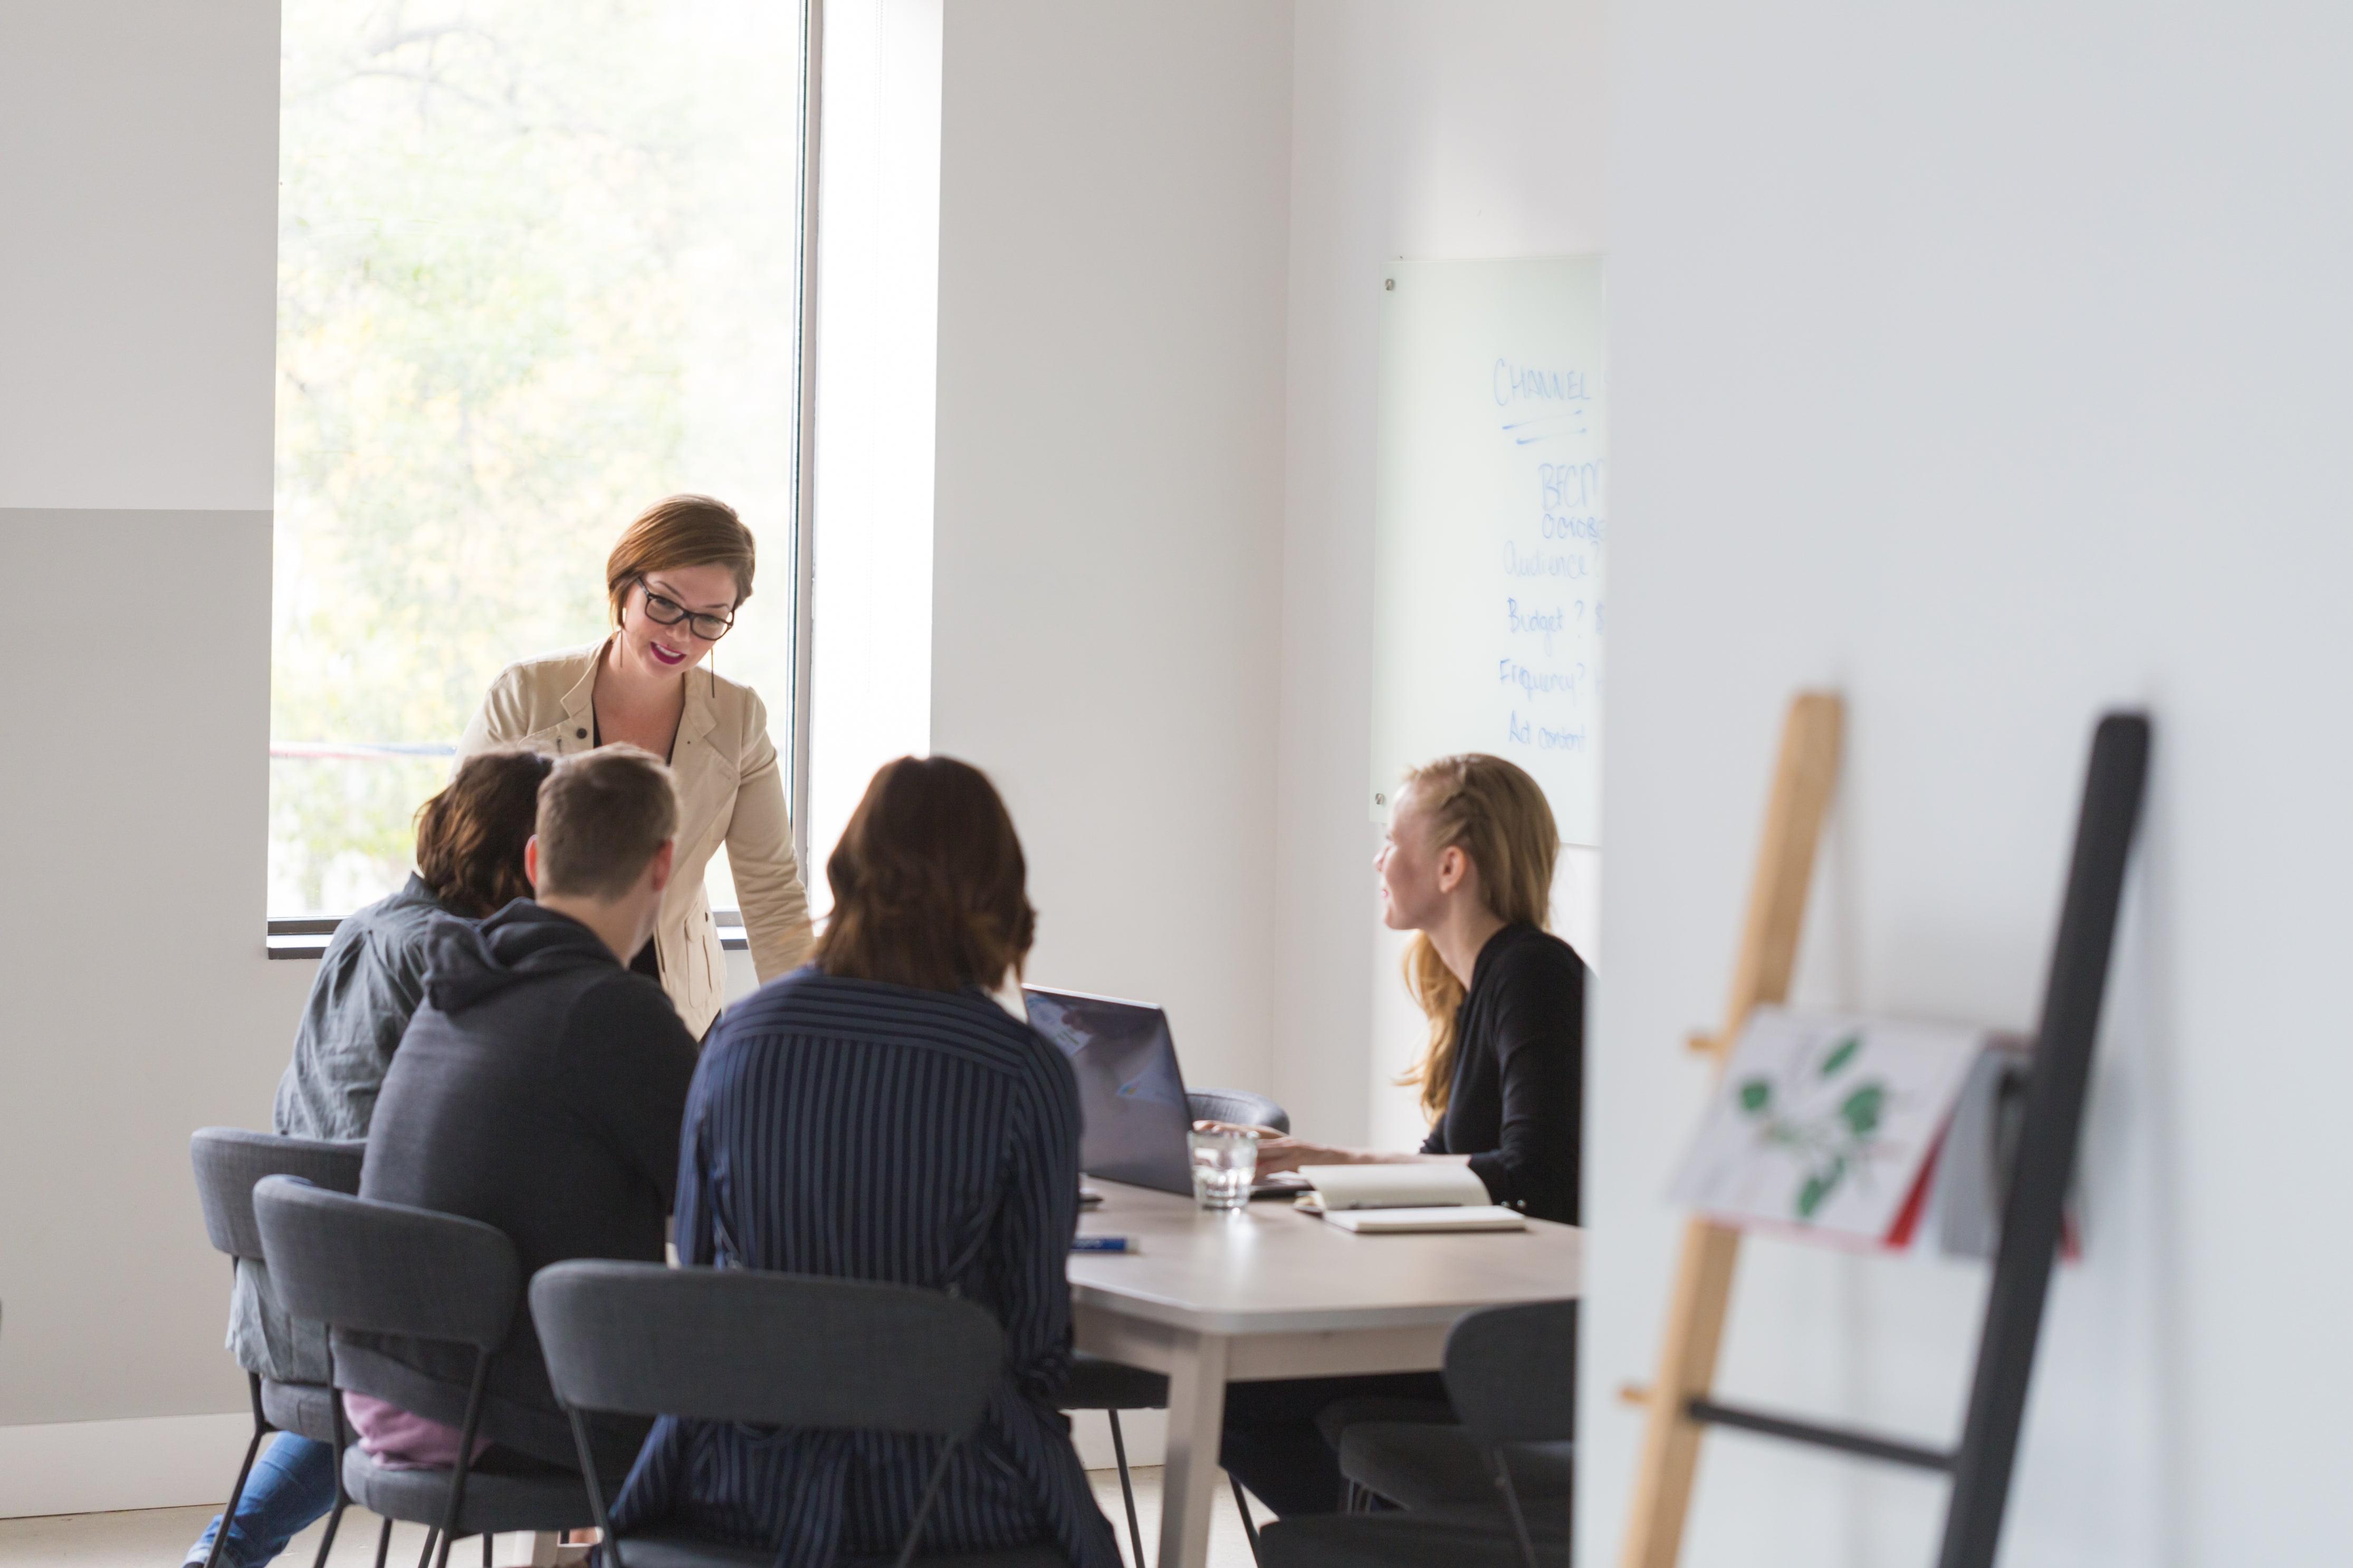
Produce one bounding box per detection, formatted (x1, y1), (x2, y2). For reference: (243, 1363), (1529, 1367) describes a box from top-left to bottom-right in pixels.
(1419, 922), (1586, 1224)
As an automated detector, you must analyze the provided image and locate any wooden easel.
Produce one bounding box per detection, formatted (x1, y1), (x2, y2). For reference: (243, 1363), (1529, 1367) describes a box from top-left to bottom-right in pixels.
(1619, 690), (1845, 1567)
(1620, 698), (2151, 1568)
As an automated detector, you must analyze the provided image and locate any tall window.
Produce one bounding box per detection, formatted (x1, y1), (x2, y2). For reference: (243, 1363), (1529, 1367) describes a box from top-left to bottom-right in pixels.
(269, 0), (813, 918)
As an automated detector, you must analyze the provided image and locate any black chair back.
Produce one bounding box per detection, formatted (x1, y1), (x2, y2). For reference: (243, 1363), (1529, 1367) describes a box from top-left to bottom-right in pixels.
(1443, 1300), (1575, 1449)
(1440, 1300), (1575, 1568)
(253, 1177), (557, 1568)
(253, 1176), (521, 1352)
(531, 1261), (1003, 1436)
(1188, 1088), (1291, 1135)
(191, 1128), (365, 1263)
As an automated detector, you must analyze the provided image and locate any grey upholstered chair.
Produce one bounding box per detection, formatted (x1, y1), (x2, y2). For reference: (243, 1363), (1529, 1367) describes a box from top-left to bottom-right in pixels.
(1184, 1088), (1289, 1137)
(1059, 1089), (1292, 1565)
(1336, 1422), (1572, 1514)
(252, 1176), (596, 1568)
(530, 1259), (1064, 1568)
(189, 1128), (367, 1568)
(1336, 1299), (1573, 1515)
(1259, 1302), (1575, 1568)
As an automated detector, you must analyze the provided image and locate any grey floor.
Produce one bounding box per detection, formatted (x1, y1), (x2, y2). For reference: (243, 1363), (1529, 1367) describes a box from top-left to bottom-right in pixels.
(0, 1467), (1261, 1567)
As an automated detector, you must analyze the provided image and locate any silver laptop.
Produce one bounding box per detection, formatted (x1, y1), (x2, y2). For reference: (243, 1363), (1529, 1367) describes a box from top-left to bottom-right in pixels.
(1022, 986), (1198, 1195)
(1021, 985), (1308, 1201)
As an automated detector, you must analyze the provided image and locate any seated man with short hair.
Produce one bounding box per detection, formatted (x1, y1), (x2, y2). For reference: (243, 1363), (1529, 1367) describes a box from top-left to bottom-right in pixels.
(342, 744), (701, 1479)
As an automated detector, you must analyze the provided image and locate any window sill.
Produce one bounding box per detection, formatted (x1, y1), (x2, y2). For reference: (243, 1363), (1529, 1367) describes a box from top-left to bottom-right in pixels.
(265, 915), (750, 960)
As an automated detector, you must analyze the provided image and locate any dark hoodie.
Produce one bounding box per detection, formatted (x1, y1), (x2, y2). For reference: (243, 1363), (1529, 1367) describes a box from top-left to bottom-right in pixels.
(343, 899), (698, 1474)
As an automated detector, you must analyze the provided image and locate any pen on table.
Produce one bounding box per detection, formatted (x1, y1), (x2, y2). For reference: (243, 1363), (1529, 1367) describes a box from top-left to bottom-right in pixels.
(1072, 1235), (1141, 1254)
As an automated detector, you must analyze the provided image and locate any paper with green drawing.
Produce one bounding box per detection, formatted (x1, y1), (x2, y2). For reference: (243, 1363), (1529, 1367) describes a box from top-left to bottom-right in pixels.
(1670, 1007), (1987, 1246)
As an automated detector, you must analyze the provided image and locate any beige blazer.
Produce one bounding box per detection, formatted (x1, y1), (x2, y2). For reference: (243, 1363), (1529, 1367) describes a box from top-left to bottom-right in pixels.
(457, 639), (815, 1037)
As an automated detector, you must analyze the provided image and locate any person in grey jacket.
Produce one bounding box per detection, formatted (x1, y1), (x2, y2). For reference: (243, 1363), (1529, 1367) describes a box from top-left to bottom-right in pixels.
(186, 747), (552, 1568)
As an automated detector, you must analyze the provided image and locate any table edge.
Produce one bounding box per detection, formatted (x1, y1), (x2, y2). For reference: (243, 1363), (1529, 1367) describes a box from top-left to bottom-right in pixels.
(1069, 1284), (1582, 1337)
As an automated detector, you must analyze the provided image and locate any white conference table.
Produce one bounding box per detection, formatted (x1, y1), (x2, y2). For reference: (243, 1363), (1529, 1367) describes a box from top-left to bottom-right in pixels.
(1066, 1181), (1583, 1568)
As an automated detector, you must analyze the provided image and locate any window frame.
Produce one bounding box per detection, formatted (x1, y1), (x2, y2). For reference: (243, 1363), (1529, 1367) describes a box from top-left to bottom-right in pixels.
(265, 0), (824, 959)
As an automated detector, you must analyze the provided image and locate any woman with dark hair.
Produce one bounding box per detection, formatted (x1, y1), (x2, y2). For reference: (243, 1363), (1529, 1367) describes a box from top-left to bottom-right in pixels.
(609, 756), (1119, 1568)
(184, 746), (556, 1568)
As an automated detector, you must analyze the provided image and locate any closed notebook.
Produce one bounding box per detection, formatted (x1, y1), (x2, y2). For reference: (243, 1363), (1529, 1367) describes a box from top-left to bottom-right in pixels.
(1315, 1204), (1527, 1234)
(1295, 1164), (1526, 1232)
(1296, 1163), (1493, 1210)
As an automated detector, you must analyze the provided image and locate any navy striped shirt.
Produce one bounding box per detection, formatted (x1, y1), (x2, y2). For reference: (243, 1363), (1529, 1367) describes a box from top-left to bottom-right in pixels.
(609, 968), (1119, 1568)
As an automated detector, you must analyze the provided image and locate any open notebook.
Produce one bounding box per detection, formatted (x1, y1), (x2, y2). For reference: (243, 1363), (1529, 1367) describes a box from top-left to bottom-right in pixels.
(1294, 1164), (1526, 1233)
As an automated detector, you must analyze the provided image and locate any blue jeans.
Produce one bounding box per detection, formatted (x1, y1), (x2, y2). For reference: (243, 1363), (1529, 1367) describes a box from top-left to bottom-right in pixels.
(184, 1432), (338, 1568)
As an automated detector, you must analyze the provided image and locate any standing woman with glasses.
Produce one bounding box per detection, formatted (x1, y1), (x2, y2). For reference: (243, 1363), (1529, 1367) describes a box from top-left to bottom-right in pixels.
(457, 495), (814, 1037)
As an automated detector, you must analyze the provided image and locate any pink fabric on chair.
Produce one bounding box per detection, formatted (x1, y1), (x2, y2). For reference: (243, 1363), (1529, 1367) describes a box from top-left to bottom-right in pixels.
(343, 1392), (491, 1471)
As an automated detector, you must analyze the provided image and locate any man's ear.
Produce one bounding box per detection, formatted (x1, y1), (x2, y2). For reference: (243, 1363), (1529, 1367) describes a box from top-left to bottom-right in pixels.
(523, 835), (543, 894)
(646, 838), (677, 897)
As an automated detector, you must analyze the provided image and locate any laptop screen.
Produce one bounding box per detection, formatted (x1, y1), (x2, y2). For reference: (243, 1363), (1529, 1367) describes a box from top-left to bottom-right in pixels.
(1022, 986), (1193, 1195)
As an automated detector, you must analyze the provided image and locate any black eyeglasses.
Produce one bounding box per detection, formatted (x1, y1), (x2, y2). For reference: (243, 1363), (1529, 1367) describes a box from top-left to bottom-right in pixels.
(637, 578), (735, 641)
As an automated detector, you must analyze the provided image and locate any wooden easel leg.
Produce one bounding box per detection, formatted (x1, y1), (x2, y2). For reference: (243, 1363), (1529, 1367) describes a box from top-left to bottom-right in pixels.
(1621, 1219), (1742, 1568)
(1618, 692), (1845, 1568)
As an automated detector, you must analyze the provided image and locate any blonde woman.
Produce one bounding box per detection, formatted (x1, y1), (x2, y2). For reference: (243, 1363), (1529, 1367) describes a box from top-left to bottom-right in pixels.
(457, 495), (815, 1037)
(1214, 753), (1586, 1516)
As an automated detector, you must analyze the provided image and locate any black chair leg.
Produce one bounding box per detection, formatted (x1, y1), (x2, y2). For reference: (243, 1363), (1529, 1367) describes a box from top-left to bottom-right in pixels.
(315, 1353), (353, 1568)
(1229, 1474), (1262, 1564)
(1493, 1464), (1540, 1568)
(483, 1532), (494, 1566)
(372, 1515), (396, 1568)
(415, 1526), (440, 1568)
(205, 1379), (272, 1568)
(310, 1497), (350, 1568)
(434, 1356), (493, 1568)
(1106, 1411), (1148, 1568)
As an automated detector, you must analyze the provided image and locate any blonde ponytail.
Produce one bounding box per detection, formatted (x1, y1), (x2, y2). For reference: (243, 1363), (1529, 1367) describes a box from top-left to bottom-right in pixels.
(1393, 755), (1559, 1120)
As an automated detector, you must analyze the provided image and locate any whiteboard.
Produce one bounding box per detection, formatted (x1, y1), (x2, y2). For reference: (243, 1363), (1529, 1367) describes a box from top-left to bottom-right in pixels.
(1371, 256), (1605, 844)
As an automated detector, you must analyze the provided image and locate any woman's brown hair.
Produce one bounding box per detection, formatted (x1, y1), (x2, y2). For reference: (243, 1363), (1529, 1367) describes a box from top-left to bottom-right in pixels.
(414, 747), (557, 918)
(1395, 754), (1560, 1119)
(605, 494), (757, 626)
(817, 756), (1037, 993)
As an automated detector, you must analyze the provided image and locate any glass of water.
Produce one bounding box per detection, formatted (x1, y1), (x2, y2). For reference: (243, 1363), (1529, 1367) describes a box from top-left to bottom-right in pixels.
(1188, 1126), (1259, 1212)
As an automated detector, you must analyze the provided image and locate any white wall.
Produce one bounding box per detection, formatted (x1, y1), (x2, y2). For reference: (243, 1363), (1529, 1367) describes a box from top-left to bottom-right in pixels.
(0, 0), (309, 1488)
(0, 4), (279, 510)
(929, 0), (1296, 1095)
(1276, 0), (1606, 1151)
(1584, 4), (2353, 1566)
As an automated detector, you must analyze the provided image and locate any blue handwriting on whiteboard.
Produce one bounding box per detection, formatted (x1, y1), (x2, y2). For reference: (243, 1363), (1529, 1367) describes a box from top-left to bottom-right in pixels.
(1494, 360), (1589, 407)
(1505, 541), (1591, 580)
(1494, 361), (1593, 443)
(1498, 659), (1584, 703)
(1509, 711), (1589, 752)
(1506, 598), (1567, 655)
(1540, 464), (1604, 540)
